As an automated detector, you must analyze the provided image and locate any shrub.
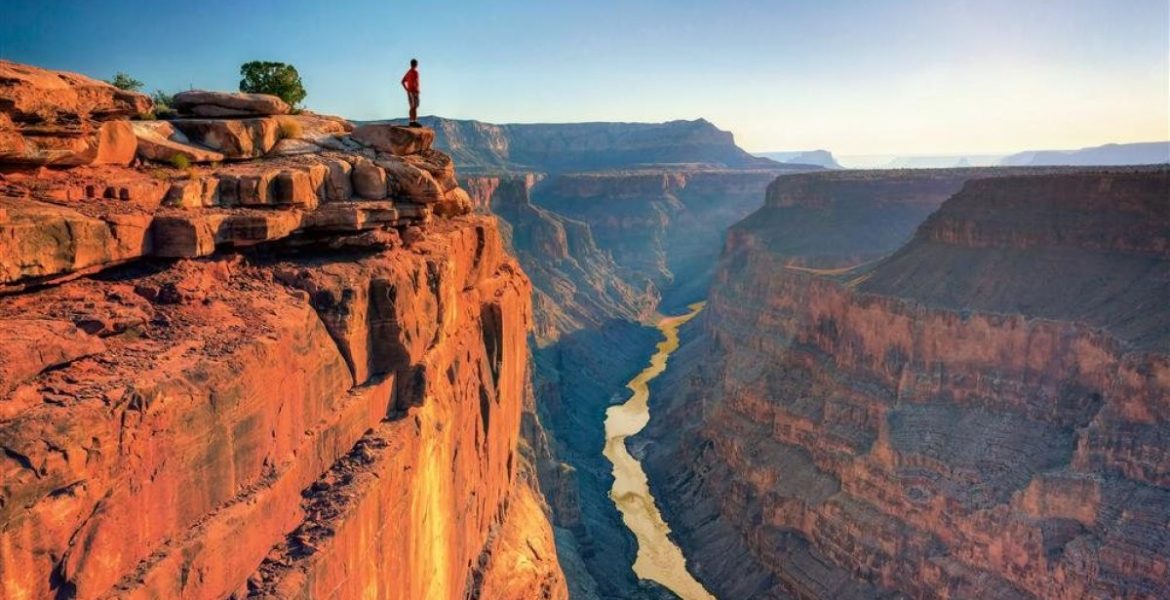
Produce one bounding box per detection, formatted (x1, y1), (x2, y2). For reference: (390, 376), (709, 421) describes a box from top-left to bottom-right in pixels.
(150, 90), (178, 119)
(107, 72), (144, 92)
(238, 61), (307, 107)
(277, 117), (303, 140)
(169, 154), (191, 170)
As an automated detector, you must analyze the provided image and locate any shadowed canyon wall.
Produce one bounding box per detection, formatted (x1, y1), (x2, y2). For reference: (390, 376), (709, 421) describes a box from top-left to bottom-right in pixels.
(0, 61), (566, 600)
(643, 168), (1170, 599)
(452, 116), (815, 597)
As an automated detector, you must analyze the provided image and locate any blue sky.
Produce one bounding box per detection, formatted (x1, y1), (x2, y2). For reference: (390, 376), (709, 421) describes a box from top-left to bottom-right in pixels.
(2, 0), (1167, 154)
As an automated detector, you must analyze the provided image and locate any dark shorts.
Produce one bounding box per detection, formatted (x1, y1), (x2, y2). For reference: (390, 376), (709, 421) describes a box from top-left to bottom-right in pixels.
(407, 92), (419, 108)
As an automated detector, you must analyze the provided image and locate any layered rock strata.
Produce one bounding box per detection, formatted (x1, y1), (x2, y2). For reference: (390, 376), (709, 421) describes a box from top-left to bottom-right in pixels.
(643, 168), (1170, 599)
(0, 61), (565, 600)
(534, 167), (812, 310)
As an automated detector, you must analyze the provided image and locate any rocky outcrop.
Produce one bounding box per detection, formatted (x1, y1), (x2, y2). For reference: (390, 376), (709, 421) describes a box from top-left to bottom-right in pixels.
(352, 123), (436, 157)
(0, 60), (565, 600)
(643, 167), (1170, 599)
(0, 60), (149, 167)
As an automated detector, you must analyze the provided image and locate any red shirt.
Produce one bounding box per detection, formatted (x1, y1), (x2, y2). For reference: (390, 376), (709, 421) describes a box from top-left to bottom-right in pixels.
(401, 68), (419, 93)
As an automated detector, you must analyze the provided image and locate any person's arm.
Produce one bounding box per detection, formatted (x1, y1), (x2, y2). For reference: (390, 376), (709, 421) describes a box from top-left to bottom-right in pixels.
(401, 72), (409, 90)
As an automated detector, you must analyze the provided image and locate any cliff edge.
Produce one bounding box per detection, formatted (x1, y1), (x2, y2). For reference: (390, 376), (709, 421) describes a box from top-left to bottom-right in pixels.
(0, 60), (566, 600)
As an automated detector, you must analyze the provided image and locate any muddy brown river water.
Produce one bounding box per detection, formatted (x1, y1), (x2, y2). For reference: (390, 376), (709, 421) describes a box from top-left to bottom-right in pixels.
(603, 302), (715, 600)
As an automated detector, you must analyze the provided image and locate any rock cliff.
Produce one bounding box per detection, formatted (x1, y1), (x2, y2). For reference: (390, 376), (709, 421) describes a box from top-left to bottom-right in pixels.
(0, 61), (566, 600)
(643, 167), (1170, 599)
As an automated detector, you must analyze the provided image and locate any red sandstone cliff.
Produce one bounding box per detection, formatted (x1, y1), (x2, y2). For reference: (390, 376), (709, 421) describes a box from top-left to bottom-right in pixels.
(644, 168), (1170, 599)
(0, 61), (566, 600)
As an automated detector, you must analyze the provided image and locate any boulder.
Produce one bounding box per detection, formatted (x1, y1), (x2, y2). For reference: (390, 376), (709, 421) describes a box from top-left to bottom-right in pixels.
(0, 59), (151, 122)
(268, 138), (323, 156)
(170, 118), (279, 159)
(323, 157), (353, 201)
(273, 170), (320, 208)
(172, 90), (290, 117)
(352, 161), (387, 199)
(132, 121), (224, 164)
(435, 187), (473, 217)
(379, 157), (443, 204)
(350, 124), (434, 156)
(403, 148), (458, 191)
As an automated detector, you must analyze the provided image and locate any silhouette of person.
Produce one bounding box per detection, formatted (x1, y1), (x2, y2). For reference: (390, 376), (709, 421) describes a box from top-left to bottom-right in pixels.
(401, 58), (420, 127)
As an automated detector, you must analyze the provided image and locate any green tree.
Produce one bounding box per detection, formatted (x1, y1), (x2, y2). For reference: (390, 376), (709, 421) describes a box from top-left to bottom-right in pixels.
(238, 61), (307, 107)
(107, 72), (144, 92)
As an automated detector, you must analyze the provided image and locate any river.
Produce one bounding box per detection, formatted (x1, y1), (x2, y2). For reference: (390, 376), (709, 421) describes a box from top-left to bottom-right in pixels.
(602, 301), (716, 600)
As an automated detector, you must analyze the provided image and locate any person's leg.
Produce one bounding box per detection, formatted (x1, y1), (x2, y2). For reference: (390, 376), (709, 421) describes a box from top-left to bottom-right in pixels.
(408, 93), (419, 124)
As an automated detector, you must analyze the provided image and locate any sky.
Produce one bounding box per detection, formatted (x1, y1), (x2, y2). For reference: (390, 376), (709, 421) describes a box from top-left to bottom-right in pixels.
(2, 0), (1167, 154)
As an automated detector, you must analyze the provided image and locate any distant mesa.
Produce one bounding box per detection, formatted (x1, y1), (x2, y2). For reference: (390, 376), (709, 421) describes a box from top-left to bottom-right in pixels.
(999, 141), (1170, 166)
(359, 115), (788, 174)
(755, 149), (842, 169)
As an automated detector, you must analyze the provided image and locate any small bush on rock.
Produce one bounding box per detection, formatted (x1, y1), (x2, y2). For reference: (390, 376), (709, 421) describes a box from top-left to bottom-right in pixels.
(107, 72), (144, 91)
(169, 154), (191, 170)
(277, 117), (303, 140)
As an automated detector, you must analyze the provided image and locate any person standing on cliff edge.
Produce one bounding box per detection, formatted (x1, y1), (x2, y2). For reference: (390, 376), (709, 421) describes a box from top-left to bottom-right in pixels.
(401, 58), (421, 127)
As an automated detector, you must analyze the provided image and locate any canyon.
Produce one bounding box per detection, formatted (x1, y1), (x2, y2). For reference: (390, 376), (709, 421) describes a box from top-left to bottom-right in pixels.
(642, 167), (1170, 598)
(4, 57), (1168, 600)
(436, 116), (818, 598)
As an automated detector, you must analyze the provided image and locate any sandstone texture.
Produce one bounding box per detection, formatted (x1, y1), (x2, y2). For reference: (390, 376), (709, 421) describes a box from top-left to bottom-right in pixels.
(0, 60), (150, 167)
(0, 60), (566, 600)
(642, 167), (1170, 599)
(172, 90), (292, 117)
(352, 123), (435, 156)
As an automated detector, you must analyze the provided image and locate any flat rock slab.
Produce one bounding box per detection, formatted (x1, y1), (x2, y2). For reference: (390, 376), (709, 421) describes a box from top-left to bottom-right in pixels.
(132, 121), (224, 164)
(173, 90), (290, 116)
(351, 124), (434, 156)
(0, 120), (137, 167)
(0, 59), (151, 121)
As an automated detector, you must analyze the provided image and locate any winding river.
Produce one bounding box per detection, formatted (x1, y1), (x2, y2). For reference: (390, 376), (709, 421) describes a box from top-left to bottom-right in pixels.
(603, 302), (716, 600)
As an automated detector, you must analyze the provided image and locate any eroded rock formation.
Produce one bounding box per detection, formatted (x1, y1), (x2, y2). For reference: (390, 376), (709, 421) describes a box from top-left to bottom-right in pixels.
(0, 61), (566, 600)
(643, 167), (1170, 599)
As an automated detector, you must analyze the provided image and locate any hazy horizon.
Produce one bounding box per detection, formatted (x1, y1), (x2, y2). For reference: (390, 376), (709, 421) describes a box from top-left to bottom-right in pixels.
(2, 0), (1166, 155)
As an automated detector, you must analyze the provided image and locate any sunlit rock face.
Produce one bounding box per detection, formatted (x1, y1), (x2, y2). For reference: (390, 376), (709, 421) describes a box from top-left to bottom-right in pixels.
(0, 60), (566, 600)
(643, 168), (1170, 599)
